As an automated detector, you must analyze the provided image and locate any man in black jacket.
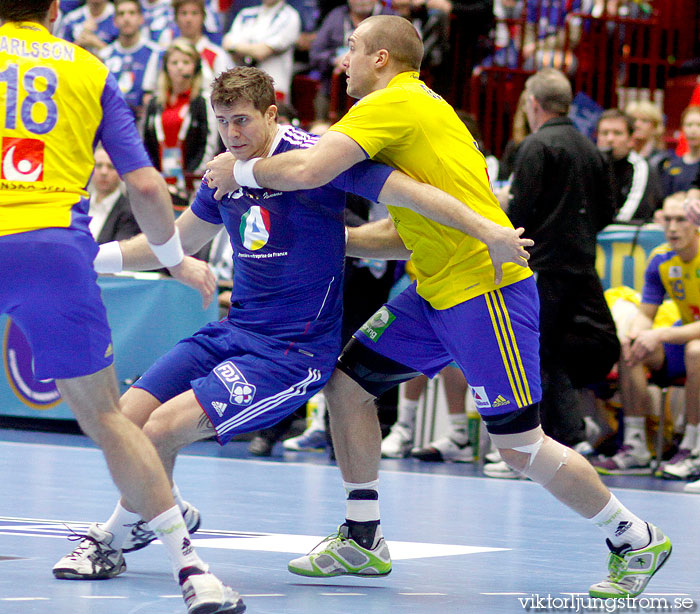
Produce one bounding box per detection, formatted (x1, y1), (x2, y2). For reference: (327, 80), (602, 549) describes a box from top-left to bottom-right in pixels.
(506, 67), (619, 453)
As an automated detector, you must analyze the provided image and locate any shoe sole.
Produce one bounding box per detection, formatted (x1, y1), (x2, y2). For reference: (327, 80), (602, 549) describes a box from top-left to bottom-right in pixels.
(594, 467), (652, 476)
(189, 598), (246, 614)
(123, 513), (202, 554)
(53, 561), (126, 580)
(287, 565), (391, 578)
(589, 542), (672, 599)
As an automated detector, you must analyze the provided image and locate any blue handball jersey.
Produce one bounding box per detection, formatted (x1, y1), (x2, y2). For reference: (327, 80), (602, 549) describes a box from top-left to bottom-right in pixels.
(191, 125), (393, 347)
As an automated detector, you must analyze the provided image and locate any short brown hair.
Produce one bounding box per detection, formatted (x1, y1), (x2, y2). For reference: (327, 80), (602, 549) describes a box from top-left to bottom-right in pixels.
(0, 0), (53, 21)
(210, 67), (276, 114)
(173, 0), (205, 16)
(359, 15), (423, 71)
(114, 0), (142, 12)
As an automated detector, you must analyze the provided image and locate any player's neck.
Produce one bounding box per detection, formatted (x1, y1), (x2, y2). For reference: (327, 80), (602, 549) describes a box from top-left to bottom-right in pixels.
(119, 32), (140, 47)
(678, 238), (700, 263)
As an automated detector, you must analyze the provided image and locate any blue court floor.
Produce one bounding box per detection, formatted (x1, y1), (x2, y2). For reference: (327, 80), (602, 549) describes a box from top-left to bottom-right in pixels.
(1, 427), (699, 614)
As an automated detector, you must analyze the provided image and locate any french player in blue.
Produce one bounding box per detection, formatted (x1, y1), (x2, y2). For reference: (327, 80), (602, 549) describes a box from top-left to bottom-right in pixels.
(54, 65), (534, 579)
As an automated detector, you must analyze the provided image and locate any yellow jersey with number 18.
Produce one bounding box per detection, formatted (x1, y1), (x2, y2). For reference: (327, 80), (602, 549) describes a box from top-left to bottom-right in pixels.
(330, 71), (531, 310)
(0, 21), (108, 236)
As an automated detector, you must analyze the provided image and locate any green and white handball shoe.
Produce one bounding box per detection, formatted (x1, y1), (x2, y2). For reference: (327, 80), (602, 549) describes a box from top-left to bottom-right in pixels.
(288, 524), (391, 578)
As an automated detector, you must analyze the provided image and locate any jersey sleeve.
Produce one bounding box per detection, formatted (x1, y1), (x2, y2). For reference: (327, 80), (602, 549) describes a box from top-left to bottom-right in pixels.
(329, 89), (412, 159)
(328, 159), (394, 202)
(97, 72), (153, 175)
(641, 252), (667, 305)
(190, 181), (225, 225)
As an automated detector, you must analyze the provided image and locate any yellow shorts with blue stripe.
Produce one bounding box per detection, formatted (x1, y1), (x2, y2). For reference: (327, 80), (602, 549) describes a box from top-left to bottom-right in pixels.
(353, 276), (542, 417)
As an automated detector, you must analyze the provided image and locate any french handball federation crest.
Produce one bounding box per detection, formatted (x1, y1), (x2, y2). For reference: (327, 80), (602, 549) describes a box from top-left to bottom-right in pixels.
(213, 361), (257, 405)
(1, 137), (44, 182)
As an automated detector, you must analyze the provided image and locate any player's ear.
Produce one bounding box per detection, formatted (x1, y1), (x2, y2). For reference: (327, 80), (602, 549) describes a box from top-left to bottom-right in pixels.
(49, 0), (60, 25)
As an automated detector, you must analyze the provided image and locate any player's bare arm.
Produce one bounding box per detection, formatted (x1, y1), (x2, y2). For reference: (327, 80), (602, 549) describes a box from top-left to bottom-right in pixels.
(205, 130), (366, 198)
(346, 216), (411, 260)
(685, 188), (700, 225)
(97, 208), (220, 309)
(377, 171), (533, 284)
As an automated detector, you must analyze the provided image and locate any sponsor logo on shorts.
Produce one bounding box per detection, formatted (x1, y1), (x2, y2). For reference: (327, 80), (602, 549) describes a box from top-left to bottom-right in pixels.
(104, 343), (113, 358)
(213, 361), (257, 405)
(470, 386), (491, 409)
(1, 137), (44, 182)
(211, 401), (228, 417)
(492, 395), (510, 408)
(360, 307), (395, 342)
(2, 319), (61, 409)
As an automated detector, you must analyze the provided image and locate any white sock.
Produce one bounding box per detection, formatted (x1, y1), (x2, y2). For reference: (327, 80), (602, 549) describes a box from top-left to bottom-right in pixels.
(680, 423), (698, 450)
(307, 392), (326, 432)
(148, 505), (206, 580)
(448, 412), (469, 444)
(590, 494), (650, 549)
(623, 416), (647, 450)
(343, 480), (380, 523)
(396, 398), (419, 430)
(103, 502), (141, 550)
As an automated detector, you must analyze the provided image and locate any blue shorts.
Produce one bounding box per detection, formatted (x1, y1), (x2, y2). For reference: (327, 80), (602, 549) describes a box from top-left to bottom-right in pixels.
(353, 277), (542, 418)
(0, 228), (113, 379)
(134, 319), (336, 444)
(655, 321), (686, 383)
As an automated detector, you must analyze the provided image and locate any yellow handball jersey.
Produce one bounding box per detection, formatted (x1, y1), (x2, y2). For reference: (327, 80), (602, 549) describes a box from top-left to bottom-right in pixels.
(642, 238), (700, 324)
(0, 21), (109, 236)
(330, 71), (532, 310)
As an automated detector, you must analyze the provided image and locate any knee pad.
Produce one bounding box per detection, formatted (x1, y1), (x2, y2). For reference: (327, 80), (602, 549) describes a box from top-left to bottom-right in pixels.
(490, 427), (568, 485)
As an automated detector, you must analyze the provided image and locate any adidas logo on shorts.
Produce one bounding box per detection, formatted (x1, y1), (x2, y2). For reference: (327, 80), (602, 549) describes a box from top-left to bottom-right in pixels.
(492, 395), (510, 408)
(211, 401), (228, 416)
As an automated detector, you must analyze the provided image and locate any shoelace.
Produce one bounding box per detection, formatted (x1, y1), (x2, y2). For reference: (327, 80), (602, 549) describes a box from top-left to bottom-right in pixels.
(128, 520), (153, 539)
(309, 529), (347, 554)
(607, 552), (628, 581)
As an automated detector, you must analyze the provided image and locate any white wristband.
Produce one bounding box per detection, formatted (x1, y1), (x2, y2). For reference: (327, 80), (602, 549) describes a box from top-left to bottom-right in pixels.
(148, 227), (185, 268)
(233, 157), (262, 188)
(94, 241), (123, 274)
(344, 227), (349, 245)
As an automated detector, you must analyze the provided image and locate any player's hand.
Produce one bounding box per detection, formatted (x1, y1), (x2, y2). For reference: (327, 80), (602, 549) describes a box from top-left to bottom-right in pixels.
(683, 195), (700, 226)
(626, 329), (661, 365)
(205, 152), (240, 201)
(167, 257), (217, 309)
(485, 226), (533, 285)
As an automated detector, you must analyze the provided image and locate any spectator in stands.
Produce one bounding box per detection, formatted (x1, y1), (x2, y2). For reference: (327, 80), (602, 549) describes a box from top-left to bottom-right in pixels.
(625, 100), (668, 170)
(497, 89), (531, 183)
(659, 106), (700, 198)
(142, 0), (175, 43)
(593, 192), (700, 481)
(142, 38), (221, 198)
(222, 0), (302, 101)
(59, 0), (118, 54)
(99, 0), (161, 122)
(88, 146), (140, 244)
(597, 108), (664, 223)
(491, 68), (618, 477)
(308, 0), (393, 120)
(475, 0), (588, 77)
(159, 0), (235, 94)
